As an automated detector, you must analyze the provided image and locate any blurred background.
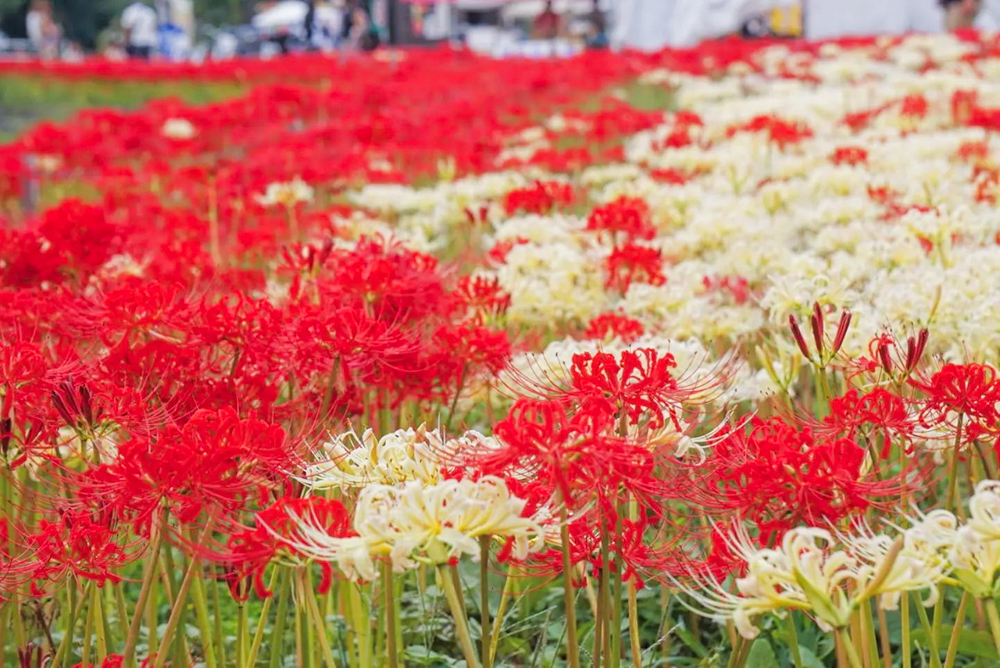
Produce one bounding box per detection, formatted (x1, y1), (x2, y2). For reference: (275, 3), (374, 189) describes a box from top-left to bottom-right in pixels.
(0, 0), (998, 62)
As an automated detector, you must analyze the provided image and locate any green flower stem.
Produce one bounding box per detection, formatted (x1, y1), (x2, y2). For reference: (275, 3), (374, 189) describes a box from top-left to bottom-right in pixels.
(188, 562), (217, 668)
(53, 581), (86, 668)
(247, 567), (280, 668)
(914, 592), (942, 668)
(440, 564), (480, 668)
(785, 614), (803, 668)
(489, 565), (515, 667)
(944, 592), (970, 668)
(985, 599), (1000, 656)
(559, 502), (582, 668)
(154, 519), (215, 668)
(303, 570), (338, 668)
(348, 581), (372, 668)
(876, 602), (893, 668)
(268, 570), (292, 668)
(480, 536), (492, 668)
(123, 518), (165, 668)
(901, 592), (911, 668)
(838, 628), (864, 668)
(383, 561), (400, 668)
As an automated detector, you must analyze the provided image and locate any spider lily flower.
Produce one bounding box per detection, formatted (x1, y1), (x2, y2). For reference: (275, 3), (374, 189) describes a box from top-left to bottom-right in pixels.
(950, 480), (1000, 597)
(302, 425), (445, 489)
(256, 177), (314, 208)
(161, 118), (197, 140)
(278, 476), (545, 582)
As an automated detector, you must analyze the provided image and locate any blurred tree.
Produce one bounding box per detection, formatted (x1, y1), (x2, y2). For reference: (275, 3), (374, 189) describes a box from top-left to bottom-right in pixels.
(193, 0), (251, 26)
(54, 0), (129, 48)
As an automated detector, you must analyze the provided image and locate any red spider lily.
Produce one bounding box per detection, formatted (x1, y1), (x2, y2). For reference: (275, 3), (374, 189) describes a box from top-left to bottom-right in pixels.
(727, 114), (813, 149)
(604, 243), (666, 293)
(502, 180), (574, 216)
(567, 349), (682, 433)
(701, 275), (751, 305)
(222, 496), (354, 599)
(910, 363), (1000, 439)
(78, 408), (293, 532)
(586, 196), (656, 242)
(830, 146), (869, 166)
(583, 313), (645, 344)
(455, 275), (511, 322)
(709, 416), (922, 540)
(25, 508), (136, 589)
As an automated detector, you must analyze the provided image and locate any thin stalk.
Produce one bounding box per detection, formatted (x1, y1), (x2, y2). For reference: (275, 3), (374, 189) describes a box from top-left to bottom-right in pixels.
(559, 503), (582, 668)
(95, 585), (109, 661)
(985, 599), (1000, 656)
(304, 570), (338, 668)
(480, 536), (492, 668)
(189, 565), (217, 668)
(268, 570), (292, 668)
(123, 519), (165, 668)
(247, 568), (280, 667)
(383, 561), (400, 668)
(348, 582), (372, 668)
(944, 415), (965, 512)
(839, 628), (864, 668)
(876, 603), (893, 668)
(901, 592), (911, 668)
(489, 565), (515, 667)
(115, 585), (130, 647)
(212, 578), (226, 668)
(237, 600), (249, 668)
(440, 564), (480, 668)
(154, 519), (216, 668)
(594, 528), (607, 668)
(944, 592), (969, 668)
(83, 581), (96, 668)
(914, 592), (942, 668)
(786, 613), (803, 668)
(53, 581), (86, 668)
(861, 598), (879, 668)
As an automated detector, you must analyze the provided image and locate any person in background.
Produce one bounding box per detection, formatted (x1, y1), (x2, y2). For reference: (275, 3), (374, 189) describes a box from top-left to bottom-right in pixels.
(121, 1), (159, 60)
(304, 0), (317, 49)
(585, 0), (608, 48)
(532, 0), (561, 40)
(940, 0), (987, 29)
(26, 0), (61, 59)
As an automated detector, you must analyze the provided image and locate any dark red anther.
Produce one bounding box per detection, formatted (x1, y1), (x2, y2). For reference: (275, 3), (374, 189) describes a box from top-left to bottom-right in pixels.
(51, 391), (74, 427)
(789, 314), (813, 361)
(810, 302), (825, 357)
(831, 310), (852, 355)
(59, 377), (80, 417)
(909, 328), (929, 371)
(878, 341), (893, 374)
(0, 417), (10, 456)
(79, 385), (94, 426)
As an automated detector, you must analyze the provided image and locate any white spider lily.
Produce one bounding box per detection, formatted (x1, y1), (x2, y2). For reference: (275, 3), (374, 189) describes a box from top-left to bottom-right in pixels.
(950, 480), (1000, 597)
(302, 426), (445, 489)
(676, 527), (852, 639)
(256, 177), (314, 207)
(280, 477), (545, 582)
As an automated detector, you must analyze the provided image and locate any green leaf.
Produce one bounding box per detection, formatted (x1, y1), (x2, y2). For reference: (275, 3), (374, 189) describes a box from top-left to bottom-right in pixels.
(746, 638), (778, 668)
(911, 627), (999, 661)
(674, 624), (710, 659)
(798, 646), (825, 668)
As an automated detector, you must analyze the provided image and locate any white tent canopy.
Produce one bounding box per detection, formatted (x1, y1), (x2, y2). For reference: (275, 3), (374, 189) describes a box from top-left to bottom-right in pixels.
(612, 0), (796, 51)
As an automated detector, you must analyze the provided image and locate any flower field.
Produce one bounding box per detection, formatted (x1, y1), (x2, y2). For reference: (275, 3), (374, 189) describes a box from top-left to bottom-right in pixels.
(4, 31), (1000, 667)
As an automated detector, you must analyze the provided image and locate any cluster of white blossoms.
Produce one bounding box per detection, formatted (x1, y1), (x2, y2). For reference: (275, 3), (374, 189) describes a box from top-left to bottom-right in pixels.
(290, 426), (544, 581)
(685, 480), (1000, 639)
(344, 31), (1000, 370)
